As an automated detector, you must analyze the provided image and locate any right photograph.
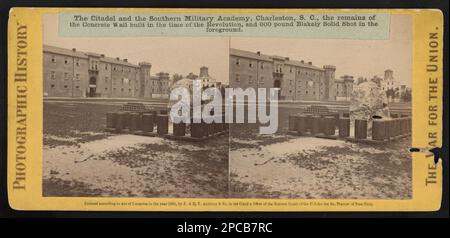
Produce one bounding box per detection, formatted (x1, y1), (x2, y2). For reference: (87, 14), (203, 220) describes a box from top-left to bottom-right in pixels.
(228, 15), (413, 199)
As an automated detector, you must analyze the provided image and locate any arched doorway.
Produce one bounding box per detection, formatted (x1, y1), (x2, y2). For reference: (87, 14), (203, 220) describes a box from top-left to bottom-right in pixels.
(273, 79), (281, 100)
(89, 76), (97, 97)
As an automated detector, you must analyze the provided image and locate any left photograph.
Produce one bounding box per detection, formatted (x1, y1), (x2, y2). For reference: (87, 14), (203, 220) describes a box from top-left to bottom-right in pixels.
(42, 14), (230, 197)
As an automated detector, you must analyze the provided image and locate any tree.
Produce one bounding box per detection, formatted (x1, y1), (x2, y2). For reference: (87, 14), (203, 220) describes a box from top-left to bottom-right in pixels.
(171, 73), (183, 84)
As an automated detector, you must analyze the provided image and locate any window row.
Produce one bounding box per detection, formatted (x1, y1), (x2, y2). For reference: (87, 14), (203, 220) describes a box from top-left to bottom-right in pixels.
(49, 56), (136, 73)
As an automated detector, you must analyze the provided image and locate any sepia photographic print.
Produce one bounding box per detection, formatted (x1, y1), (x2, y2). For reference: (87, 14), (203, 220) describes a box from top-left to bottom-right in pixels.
(42, 14), (231, 198)
(41, 13), (413, 200)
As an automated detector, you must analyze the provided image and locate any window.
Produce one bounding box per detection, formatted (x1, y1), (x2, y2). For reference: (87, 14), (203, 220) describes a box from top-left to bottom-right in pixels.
(236, 59), (240, 65)
(64, 58), (68, 64)
(259, 76), (264, 84)
(50, 71), (56, 80)
(50, 84), (55, 88)
(290, 67), (293, 73)
(249, 61), (253, 68)
(51, 56), (56, 63)
(75, 60), (79, 66)
(260, 63), (264, 69)
(235, 74), (240, 82)
(75, 74), (80, 80)
(276, 65), (283, 73)
(105, 77), (108, 82)
(249, 76), (253, 83)
(64, 72), (68, 80)
(105, 87), (108, 91)
(64, 85), (68, 89)
(75, 85), (79, 89)
(105, 65), (108, 70)
(306, 90), (308, 94)
(121, 88), (124, 92)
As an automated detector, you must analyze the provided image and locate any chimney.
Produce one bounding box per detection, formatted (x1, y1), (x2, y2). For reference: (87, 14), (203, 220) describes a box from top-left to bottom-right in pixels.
(100, 54), (105, 57)
(72, 48), (76, 52)
(285, 57), (290, 61)
(257, 51), (261, 55)
(116, 57), (120, 60)
(123, 58), (128, 62)
(308, 61), (312, 65)
(300, 60), (304, 63)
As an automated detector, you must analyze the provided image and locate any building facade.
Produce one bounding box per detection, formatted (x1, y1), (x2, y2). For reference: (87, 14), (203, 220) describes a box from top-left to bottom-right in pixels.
(229, 49), (353, 101)
(43, 45), (169, 98)
(198, 66), (217, 88)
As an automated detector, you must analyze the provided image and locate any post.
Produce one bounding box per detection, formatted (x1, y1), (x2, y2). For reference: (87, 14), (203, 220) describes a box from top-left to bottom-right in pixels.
(190, 118), (204, 138)
(394, 118), (401, 137)
(123, 112), (131, 129)
(305, 115), (313, 132)
(338, 117), (350, 138)
(130, 112), (140, 131)
(387, 119), (395, 140)
(115, 112), (125, 132)
(323, 116), (335, 136)
(157, 114), (169, 135)
(141, 113), (154, 132)
(106, 112), (116, 129)
(372, 119), (387, 141)
(333, 113), (340, 130)
(173, 122), (186, 137)
(311, 115), (321, 135)
(296, 115), (306, 135)
(407, 117), (411, 135)
(354, 119), (368, 139)
(288, 115), (298, 131)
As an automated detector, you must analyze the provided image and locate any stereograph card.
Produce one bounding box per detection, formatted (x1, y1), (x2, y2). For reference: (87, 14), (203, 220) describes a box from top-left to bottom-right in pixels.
(7, 8), (443, 211)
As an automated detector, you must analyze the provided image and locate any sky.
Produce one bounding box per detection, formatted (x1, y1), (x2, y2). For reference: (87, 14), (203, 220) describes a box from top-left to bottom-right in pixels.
(44, 14), (411, 86)
(43, 14), (230, 83)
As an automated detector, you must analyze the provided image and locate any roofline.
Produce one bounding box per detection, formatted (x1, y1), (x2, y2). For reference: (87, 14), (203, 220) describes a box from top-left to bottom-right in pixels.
(230, 48), (324, 71)
(43, 44), (141, 68)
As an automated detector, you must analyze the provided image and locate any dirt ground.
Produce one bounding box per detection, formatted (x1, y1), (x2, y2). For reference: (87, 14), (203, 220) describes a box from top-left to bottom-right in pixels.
(43, 101), (229, 197)
(43, 101), (412, 199)
(229, 106), (412, 199)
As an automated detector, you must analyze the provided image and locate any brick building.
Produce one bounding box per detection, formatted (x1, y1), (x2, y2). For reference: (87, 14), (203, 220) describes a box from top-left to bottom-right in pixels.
(229, 48), (354, 101)
(43, 45), (169, 98)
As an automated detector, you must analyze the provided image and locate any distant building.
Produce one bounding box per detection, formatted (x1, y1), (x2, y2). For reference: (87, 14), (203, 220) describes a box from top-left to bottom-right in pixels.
(335, 75), (354, 101)
(229, 48), (353, 101)
(43, 45), (169, 98)
(381, 69), (398, 91)
(198, 66), (216, 88)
